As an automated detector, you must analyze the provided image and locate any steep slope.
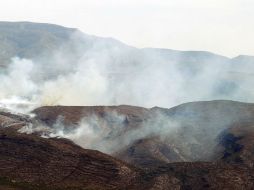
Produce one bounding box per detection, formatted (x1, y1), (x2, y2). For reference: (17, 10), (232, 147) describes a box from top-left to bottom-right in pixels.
(0, 111), (139, 190)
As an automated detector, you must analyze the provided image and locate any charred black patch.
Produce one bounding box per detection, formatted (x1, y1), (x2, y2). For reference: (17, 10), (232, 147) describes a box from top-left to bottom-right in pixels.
(219, 132), (244, 162)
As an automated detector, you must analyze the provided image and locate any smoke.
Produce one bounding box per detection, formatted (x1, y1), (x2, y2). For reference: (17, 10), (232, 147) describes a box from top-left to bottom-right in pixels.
(18, 110), (131, 153)
(1, 31), (254, 162)
(0, 31), (254, 113)
(49, 112), (128, 153)
(0, 58), (36, 100)
(17, 103), (243, 161)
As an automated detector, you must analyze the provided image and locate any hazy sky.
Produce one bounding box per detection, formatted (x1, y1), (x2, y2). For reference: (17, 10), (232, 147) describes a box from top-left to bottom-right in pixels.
(0, 0), (253, 57)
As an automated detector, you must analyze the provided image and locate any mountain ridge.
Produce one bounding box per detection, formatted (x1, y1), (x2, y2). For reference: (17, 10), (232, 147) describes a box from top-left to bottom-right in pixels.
(0, 21), (253, 63)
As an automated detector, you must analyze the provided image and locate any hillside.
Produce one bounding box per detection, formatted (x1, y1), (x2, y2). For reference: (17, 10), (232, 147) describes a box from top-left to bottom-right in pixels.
(32, 100), (254, 168)
(1, 22), (254, 189)
(2, 101), (254, 189)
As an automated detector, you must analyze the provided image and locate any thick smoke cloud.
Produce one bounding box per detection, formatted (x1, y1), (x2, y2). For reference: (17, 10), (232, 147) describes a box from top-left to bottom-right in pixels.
(19, 110), (180, 154)
(1, 31), (254, 161)
(0, 31), (253, 113)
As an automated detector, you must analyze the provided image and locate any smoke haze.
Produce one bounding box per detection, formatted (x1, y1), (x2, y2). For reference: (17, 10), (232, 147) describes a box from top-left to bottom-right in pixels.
(0, 31), (254, 113)
(1, 28), (254, 161)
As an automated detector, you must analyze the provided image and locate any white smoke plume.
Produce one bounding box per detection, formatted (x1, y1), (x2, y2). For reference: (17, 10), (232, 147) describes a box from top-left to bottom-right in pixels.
(16, 105), (241, 161)
(0, 32), (254, 113)
(1, 31), (254, 161)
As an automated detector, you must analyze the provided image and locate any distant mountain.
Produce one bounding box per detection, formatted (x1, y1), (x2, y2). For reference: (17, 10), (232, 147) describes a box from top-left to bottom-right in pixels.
(0, 21), (254, 108)
(0, 21), (253, 68)
(0, 21), (130, 66)
(0, 22), (74, 66)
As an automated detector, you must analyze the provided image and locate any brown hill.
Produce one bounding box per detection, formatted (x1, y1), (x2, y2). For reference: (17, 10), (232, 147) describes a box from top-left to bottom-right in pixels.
(0, 112), (139, 190)
(33, 101), (254, 168)
(2, 102), (254, 189)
